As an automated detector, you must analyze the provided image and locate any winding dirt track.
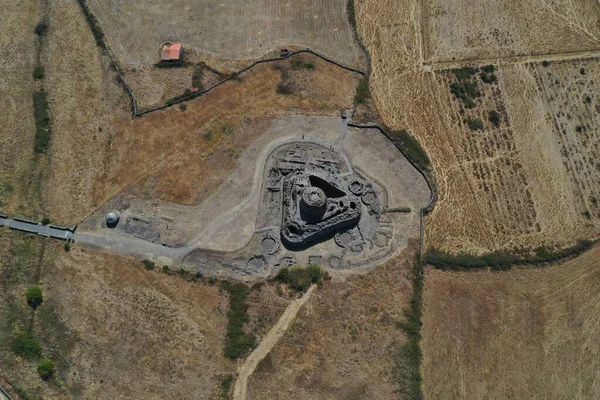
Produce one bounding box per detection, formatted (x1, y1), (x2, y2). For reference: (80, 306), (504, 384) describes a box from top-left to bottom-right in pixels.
(233, 285), (316, 400)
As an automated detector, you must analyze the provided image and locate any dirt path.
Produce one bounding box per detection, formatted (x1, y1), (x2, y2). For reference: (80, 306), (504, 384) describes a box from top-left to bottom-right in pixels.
(233, 285), (316, 400)
(429, 49), (600, 70)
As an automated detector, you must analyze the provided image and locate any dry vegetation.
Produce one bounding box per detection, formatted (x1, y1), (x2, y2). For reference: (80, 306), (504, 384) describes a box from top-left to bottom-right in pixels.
(422, 245), (600, 399)
(422, 0), (600, 64)
(246, 248), (417, 399)
(0, 0), (43, 218)
(87, 0), (361, 67)
(355, 0), (600, 253)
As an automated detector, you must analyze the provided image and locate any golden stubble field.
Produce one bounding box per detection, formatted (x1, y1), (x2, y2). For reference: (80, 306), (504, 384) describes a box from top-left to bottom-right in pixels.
(422, 0), (600, 64)
(421, 246), (600, 399)
(355, 0), (600, 253)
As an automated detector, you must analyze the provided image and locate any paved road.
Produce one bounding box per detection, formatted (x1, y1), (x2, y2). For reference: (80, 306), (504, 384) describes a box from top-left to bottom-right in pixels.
(0, 216), (74, 241)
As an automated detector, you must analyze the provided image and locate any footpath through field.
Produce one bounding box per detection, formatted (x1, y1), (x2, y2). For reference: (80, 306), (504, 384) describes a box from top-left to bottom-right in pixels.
(233, 285), (316, 400)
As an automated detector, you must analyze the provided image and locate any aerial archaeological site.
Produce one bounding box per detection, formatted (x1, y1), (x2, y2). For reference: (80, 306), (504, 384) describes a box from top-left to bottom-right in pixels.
(1, 0), (600, 399)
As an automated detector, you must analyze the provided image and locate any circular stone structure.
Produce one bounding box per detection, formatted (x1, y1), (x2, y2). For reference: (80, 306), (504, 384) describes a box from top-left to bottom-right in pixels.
(361, 190), (377, 206)
(300, 186), (327, 221)
(260, 236), (279, 255)
(349, 179), (365, 195)
(105, 211), (120, 228)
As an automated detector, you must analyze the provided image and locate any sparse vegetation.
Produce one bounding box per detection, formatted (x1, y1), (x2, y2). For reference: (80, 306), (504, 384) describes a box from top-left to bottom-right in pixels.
(291, 58), (315, 70)
(25, 285), (43, 309)
(392, 259), (423, 400)
(192, 65), (204, 90)
(389, 129), (432, 172)
(203, 131), (213, 140)
(76, 0), (105, 47)
(33, 89), (51, 154)
(273, 264), (329, 292)
(354, 76), (370, 104)
(219, 374), (234, 399)
(37, 358), (55, 380)
(424, 240), (594, 271)
(12, 333), (42, 360)
(222, 282), (256, 359)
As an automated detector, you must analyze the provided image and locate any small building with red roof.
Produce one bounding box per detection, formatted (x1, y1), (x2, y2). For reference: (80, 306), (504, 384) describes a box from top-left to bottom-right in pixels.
(161, 43), (183, 61)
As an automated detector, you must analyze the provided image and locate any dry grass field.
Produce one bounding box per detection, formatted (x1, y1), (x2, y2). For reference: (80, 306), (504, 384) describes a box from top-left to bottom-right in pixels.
(246, 248), (417, 400)
(355, 0), (600, 253)
(422, 0), (600, 64)
(0, 0), (42, 218)
(422, 246), (600, 399)
(87, 0), (361, 67)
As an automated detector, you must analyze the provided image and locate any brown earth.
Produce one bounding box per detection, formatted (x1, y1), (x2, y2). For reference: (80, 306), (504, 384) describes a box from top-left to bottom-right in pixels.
(246, 246), (417, 400)
(355, 0), (600, 253)
(422, 245), (600, 399)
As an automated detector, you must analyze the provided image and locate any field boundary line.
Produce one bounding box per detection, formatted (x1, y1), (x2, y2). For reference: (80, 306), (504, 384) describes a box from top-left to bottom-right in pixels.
(429, 49), (600, 71)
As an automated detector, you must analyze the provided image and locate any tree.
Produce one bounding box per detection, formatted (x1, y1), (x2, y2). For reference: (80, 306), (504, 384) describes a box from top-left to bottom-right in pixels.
(37, 359), (55, 380)
(25, 285), (43, 309)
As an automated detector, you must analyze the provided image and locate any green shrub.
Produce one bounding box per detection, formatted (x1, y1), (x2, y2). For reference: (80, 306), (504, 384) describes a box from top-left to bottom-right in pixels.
(354, 76), (370, 104)
(25, 285), (43, 309)
(179, 103), (187, 111)
(220, 374), (234, 398)
(453, 67), (478, 80)
(37, 358), (55, 380)
(12, 333), (41, 359)
(63, 242), (71, 252)
(41, 217), (50, 225)
(466, 118), (484, 131)
(33, 90), (51, 153)
(488, 110), (502, 127)
(76, 0), (105, 47)
(33, 66), (45, 80)
(481, 64), (496, 74)
(203, 131), (213, 140)
(142, 260), (155, 271)
(542, 60), (550, 67)
(273, 265), (327, 292)
(480, 71), (497, 84)
(223, 283), (255, 359)
(34, 22), (48, 36)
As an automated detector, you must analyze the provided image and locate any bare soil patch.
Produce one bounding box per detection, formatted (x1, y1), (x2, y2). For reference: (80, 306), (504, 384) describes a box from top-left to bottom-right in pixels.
(87, 0), (361, 67)
(422, 245), (600, 399)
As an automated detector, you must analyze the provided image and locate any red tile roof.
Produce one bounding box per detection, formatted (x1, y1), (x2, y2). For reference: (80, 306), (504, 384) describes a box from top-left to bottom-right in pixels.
(161, 43), (183, 61)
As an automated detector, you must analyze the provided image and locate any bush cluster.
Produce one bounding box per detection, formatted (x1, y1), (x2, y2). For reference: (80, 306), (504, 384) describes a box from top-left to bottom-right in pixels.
(12, 333), (42, 360)
(37, 358), (55, 380)
(488, 110), (502, 127)
(466, 118), (484, 131)
(424, 240), (594, 271)
(33, 90), (51, 154)
(34, 22), (48, 36)
(25, 285), (43, 309)
(274, 264), (329, 292)
(142, 260), (155, 270)
(222, 282), (255, 359)
(33, 66), (45, 80)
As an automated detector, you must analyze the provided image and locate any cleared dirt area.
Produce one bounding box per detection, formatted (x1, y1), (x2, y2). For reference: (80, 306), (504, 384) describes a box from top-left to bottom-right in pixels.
(422, 245), (600, 399)
(423, 0), (600, 64)
(87, 0), (361, 67)
(355, 0), (600, 252)
(0, 0), (41, 217)
(246, 248), (416, 399)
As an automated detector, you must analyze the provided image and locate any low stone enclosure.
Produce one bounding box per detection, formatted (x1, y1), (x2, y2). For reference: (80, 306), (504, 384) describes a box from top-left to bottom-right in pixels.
(76, 116), (432, 278)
